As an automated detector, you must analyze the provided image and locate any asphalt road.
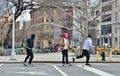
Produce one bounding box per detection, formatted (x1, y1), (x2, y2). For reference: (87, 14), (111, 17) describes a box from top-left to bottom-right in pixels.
(0, 63), (119, 76)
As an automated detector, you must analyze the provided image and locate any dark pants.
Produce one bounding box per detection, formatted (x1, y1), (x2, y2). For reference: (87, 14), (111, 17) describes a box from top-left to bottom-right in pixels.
(76, 49), (90, 64)
(62, 49), (69, 64)
(24, 48), (34, 64)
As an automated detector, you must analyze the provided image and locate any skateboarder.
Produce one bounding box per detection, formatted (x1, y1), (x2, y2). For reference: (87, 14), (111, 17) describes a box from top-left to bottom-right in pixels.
(23, 34), (35, 66)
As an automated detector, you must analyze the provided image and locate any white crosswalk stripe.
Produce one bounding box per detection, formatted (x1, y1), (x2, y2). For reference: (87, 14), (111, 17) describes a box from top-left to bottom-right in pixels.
(0, 64), (3, 67)
(77, 65), (115, 76)
(53, 65), (68, 76)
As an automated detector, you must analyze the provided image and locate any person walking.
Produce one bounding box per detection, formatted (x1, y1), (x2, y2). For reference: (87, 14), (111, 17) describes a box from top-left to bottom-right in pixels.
(59, 32), (71, 66)
(72, 35), (92, 65)
(23, 34), (35, 66)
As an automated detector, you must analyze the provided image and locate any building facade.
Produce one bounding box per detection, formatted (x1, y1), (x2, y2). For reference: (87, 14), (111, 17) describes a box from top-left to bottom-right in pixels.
(90, 0), (120, 48)
(30, 3), (73, 48)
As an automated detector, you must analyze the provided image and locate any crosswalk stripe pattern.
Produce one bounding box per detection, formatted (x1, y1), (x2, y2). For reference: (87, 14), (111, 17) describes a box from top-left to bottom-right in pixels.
(77, 65), (115, 76)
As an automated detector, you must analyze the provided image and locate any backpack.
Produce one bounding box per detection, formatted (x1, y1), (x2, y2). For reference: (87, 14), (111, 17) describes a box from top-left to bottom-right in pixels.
(59, 38), (65, 50)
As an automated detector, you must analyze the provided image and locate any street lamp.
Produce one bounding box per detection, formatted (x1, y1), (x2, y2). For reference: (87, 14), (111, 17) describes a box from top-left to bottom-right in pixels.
(1, 11), (16, 60)
(10, 10), (16, 60)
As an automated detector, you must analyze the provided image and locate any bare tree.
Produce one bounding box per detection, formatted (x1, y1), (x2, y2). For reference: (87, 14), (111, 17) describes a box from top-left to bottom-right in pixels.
(51, 0), (116, 52)
(0, 0), (115, 49)
(0, 0), (44, 47)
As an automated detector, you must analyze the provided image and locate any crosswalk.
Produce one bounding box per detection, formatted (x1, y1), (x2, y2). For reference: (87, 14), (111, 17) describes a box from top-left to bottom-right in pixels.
(53, 64), (115, 76)
(77, 65), (115, 76)
(0, 63), (117, 76)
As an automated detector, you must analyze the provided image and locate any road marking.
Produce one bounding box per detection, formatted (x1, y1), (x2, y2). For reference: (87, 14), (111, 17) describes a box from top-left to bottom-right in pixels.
(0, 64), (3, 67)
(77, 65), (115, 76)
(8, 71), (48, 75)
(53, 65), (68, 76)
(16, 67), (36, 69)
(93, 63), (108, 65)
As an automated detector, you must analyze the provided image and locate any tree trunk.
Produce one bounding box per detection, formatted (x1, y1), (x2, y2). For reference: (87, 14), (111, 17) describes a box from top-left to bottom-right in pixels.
(3, 24), (12, 48)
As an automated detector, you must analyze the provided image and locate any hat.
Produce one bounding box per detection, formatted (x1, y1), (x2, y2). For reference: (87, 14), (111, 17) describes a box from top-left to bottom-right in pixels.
(63, 33), (67, 38)
(31, 34), (35, 39)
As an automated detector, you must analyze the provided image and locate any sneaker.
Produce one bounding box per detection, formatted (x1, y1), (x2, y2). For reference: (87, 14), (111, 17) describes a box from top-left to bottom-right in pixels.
(72, 57), (75, 63)
(27, 63), (34, 67)
(62, 64), (65, 66)
(69, 64), (72, 66)
(66, 63), (71, 66)
(85, 63), (91, 66)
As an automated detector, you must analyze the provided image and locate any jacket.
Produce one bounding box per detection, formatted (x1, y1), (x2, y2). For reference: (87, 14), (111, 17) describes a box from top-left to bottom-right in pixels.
(26, 34), (35, 49)
(59, 38), (70, 50)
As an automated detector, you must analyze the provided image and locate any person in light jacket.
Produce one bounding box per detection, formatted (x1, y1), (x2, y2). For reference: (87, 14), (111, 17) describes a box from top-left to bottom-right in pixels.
(73, 35), (92, 65)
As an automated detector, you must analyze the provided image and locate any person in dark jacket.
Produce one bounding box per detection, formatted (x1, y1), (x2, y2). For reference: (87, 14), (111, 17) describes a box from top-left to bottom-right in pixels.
(23, 34), (35, 66)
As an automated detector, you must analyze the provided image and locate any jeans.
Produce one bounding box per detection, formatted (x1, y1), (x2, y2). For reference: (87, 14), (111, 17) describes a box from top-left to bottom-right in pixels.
(76, 49), (90, 64)
(24, 48), (34, 64)
(62, 49), (69, 64)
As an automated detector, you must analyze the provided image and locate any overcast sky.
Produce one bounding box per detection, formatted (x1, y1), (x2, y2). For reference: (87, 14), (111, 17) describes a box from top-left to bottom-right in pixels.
(91, 0), (98, 5)
(91, 0), (97, 2)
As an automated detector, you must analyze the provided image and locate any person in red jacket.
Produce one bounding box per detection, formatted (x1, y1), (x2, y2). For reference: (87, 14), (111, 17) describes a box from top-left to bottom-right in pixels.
(59, 32), (71, 66)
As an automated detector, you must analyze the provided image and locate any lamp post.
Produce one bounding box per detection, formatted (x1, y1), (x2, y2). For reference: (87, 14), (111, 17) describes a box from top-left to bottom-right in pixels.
(1, 12), (16, 60)
(10, 10), (16, 60)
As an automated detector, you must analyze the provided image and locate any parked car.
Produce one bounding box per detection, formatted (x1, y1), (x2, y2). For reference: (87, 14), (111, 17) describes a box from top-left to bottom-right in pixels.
(111, 48), (120, 55)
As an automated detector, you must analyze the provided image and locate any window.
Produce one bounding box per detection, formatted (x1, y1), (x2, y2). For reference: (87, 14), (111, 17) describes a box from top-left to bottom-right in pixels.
(104, 38), (108, 43)
(102, 5), (112, 12)
(115, 37), (118, 43)
(51, 17), (54, 22)
(101, 24), (112, 35)
(41, 17), (44, 22)
(96, 10), (99, 15)
(102, 0), (110, 2)
(102, 14), (111, 22)
(91, 11), (94, 16)
(46, 19), (49, 22)
(115, 12), (117, 21)
(115, 27), (118, 34)
(115, 0), (117, 7)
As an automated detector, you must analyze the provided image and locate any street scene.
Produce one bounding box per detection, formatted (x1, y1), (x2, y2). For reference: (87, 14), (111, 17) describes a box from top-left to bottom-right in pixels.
(0, 0), (120, 76)
(0, 52), (120, 76)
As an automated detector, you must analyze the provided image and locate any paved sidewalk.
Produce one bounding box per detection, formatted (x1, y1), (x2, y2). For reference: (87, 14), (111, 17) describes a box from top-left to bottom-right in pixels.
(0, 52), (120, 63)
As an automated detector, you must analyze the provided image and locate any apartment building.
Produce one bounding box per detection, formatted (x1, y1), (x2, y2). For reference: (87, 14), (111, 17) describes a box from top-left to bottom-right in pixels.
(90, 0), (120, 48)
(60, 9), (73, 42)
(30, 8), (56, 48)
(29, 2), (74, 48)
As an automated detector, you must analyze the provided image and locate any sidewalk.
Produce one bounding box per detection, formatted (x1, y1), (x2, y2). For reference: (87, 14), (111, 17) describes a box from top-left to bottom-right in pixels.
(0, 52), (120, 63)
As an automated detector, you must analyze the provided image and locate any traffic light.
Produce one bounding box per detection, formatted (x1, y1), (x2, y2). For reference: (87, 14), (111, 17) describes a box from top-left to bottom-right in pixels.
(1, 15), (12, 24)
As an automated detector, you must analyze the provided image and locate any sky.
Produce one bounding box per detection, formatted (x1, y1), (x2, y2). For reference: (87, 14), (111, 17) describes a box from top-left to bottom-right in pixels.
(91, 0), (98, 5)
